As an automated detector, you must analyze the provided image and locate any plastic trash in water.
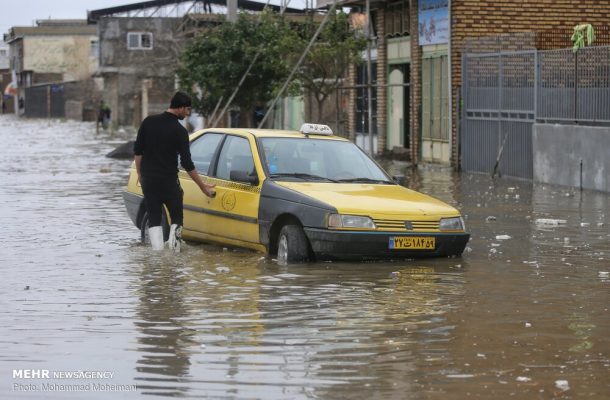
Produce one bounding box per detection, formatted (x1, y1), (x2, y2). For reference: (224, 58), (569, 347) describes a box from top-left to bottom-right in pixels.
(535, 218), (567, 226)
(496, 235), (511, 240)
(555, 380), (570, 391)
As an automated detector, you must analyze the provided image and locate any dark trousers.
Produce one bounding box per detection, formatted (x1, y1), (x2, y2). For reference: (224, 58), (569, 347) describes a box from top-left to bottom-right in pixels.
(141, 177), (184, 227)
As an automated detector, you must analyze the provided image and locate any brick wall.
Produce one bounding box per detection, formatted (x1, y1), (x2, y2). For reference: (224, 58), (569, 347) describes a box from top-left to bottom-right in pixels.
(449, 0), (610, 168)
(346, 63), (357, 142)
(376, 8), (387, 153)
(410, 0), (422, 164)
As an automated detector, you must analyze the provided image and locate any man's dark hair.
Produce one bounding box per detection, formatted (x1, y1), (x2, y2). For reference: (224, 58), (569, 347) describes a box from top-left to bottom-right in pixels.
(170, 91), (192, 108)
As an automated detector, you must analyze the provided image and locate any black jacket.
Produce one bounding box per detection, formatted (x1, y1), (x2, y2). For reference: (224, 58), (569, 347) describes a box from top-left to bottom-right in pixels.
(134, 112), (195, 179)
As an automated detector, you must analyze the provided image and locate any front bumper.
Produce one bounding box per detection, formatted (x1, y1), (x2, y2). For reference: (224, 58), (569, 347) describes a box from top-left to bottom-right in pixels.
(304, 228), (470, 260)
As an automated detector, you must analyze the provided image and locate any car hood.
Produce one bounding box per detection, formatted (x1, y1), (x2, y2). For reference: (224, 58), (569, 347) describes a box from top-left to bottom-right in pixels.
(276, 182), (460, 218)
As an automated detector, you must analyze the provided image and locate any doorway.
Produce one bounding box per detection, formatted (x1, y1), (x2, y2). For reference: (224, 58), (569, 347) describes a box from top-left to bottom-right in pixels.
(387, 63), (410, 150)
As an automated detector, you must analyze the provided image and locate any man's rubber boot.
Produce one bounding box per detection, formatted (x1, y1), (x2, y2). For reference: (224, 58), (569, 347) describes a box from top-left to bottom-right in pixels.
(167, 224), (183, 253)
(149, 226), (164, 251)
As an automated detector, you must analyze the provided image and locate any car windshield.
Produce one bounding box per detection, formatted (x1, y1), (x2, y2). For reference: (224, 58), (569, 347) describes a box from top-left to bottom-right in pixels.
(260, 137), (393, 183)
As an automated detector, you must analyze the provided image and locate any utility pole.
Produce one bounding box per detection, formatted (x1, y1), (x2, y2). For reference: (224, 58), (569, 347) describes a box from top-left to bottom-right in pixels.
(227, 0), (237, 22)
(365, 0), (374, 155)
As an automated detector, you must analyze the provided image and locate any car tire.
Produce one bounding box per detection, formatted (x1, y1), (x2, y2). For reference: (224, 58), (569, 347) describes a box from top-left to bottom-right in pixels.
(277, 224), (310, 263)
(140, 211), (170, 244)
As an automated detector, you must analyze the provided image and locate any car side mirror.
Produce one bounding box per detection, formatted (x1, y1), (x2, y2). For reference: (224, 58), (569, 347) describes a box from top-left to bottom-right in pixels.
(230, 170), (259, 186)
(392, 174), (406, 185)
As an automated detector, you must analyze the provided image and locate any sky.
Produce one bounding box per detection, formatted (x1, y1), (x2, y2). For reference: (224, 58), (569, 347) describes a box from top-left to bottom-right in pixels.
(0, 0), (307, 35)
(1, 0), (131, 34)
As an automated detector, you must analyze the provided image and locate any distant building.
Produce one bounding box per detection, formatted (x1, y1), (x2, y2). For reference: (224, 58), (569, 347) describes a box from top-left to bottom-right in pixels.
(88, 0), (306, 128)
(94, 16), (186, 127)
(1, 41), (11, 113)
(4, 19), (97, 88)
(3, 19), (98, 116)
(0, 41), (8, 70)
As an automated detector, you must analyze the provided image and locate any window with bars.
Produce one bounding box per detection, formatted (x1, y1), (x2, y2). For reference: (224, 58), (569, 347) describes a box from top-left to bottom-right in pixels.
(127, 32), (153, 50)
(355, 63), (378, 134)
(385, 0), (410, 37)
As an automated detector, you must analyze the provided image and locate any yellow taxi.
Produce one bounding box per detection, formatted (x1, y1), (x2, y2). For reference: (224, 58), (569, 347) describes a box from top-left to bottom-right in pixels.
(123, 124), (469, 262)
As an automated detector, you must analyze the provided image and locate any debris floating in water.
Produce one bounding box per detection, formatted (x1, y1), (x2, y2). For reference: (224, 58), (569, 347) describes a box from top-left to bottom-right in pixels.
(446, 374), (475, 379)
(516, 376), (531, 382)
(555, 380), (570, 391)
(496, 235), (511, 240)
(535, 218), (567, 226)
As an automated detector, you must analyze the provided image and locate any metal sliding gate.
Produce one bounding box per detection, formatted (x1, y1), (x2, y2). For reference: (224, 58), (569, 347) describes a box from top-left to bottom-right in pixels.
(461, 51), (535, 179)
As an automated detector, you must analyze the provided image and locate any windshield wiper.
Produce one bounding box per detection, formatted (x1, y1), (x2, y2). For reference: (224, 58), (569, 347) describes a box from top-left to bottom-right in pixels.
(270, 173), (339, 183)
(336, 177), (393, 184)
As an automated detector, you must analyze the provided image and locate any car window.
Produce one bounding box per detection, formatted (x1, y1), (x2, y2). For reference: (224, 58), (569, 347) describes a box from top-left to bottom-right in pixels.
(261, 138), (391, 182)
(215, 135), (255, 181)
(190, 133), (223, 175)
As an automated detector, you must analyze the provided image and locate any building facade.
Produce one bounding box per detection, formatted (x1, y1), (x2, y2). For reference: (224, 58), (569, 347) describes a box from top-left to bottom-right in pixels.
(319, 0), (610, 170)
(4, 19), (98, 113)
(96, 17), (185, 127)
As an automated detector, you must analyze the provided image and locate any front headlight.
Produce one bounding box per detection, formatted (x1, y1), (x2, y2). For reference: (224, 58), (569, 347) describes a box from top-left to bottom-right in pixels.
(328, 214), (376, 229)
(439, 216), (465, 231)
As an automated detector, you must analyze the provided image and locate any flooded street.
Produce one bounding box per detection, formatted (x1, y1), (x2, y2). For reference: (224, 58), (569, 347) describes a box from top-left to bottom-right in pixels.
(1, 114), (608, 399)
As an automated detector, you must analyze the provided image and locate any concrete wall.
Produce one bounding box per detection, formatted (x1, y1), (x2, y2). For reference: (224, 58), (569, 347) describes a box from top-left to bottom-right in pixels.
(0, 42), (8, 70)
(533, 124), (610, 192)
(23, 35), (97, 81)
(98, 17), (183, 127)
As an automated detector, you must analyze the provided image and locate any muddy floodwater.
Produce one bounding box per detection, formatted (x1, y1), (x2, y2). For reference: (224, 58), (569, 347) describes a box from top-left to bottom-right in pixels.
(0, 114), (608, 399)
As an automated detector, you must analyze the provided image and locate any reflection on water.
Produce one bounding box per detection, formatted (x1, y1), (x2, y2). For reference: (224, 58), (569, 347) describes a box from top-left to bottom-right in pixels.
(0, 115), (608, 399)
(134, 256), (193, 396)
(128, 249), (466, 398)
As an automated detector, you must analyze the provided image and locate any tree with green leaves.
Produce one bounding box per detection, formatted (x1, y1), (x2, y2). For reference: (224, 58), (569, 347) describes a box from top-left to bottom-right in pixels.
(177, 9), (365, 127)
(176, 10), (297, 127)
(292, 11), (367, 122)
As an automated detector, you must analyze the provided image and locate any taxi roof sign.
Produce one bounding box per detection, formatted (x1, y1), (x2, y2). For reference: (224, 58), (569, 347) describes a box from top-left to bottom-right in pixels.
(299, 123), (333, 136)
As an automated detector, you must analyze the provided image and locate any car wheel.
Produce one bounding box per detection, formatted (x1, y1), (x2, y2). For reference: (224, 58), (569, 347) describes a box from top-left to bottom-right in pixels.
(140, 211), (170, 244)
(277, 224), (310, 263)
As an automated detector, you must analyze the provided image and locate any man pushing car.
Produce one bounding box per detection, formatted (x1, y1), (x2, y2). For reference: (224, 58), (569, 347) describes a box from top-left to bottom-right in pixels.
(134, 91), (215, 252)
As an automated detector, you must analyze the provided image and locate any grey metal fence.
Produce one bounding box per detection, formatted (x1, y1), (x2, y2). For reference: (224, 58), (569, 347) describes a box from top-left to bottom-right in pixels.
(461, 45), (610, 179)
(538, 46), (610, 123)
(461, 51), (535, 179)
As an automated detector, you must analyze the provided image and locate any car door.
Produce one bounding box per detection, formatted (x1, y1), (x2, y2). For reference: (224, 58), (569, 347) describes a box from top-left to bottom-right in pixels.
(207, 134), (262, 246)
(180, 132), (223, 238)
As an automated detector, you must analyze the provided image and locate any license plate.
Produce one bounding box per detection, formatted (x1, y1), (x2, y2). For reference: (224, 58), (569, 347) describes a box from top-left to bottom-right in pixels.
(389, 236), (435, 250)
